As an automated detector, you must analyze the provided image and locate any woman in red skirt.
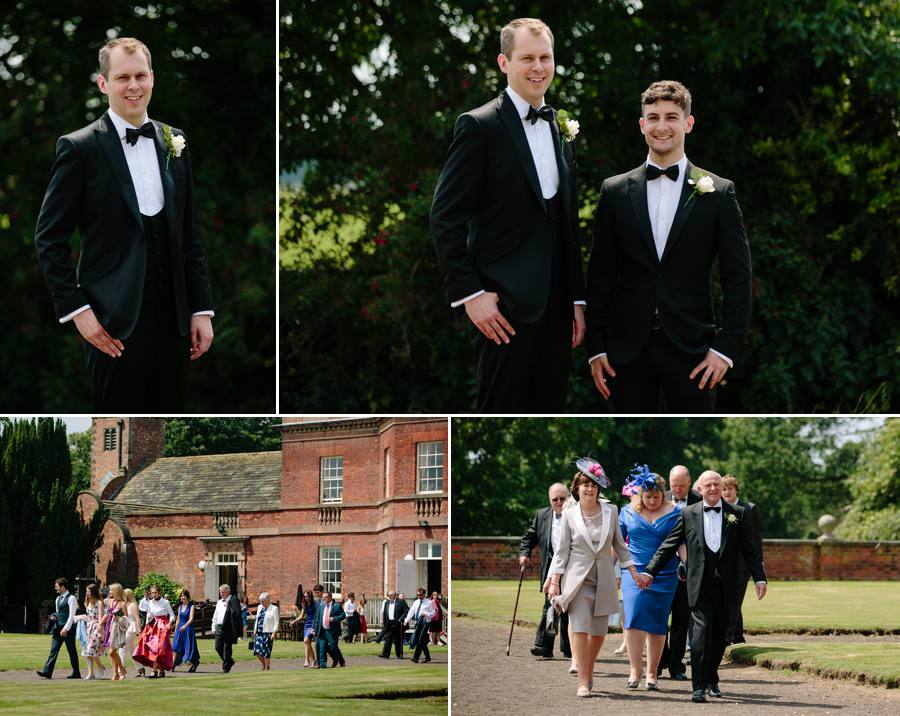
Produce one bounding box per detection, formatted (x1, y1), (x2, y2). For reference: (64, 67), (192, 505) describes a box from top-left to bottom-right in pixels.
(133, 585), (175, 678)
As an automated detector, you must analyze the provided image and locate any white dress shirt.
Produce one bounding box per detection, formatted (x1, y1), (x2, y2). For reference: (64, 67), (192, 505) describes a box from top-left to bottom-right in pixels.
(60, 109), (214, 324)
(212, 598), (229, 627)
(452, 85), (584, 309)
(57, 592), (79, 632)
(404, 598), (436, 625)
(587, 154), (731, 366)
(386, 600), (396, 621)
(344, 599), (356, 616)
(550, 511), (563, 554)
(139, 596), (150, 614)
(702, 499), (724, 552)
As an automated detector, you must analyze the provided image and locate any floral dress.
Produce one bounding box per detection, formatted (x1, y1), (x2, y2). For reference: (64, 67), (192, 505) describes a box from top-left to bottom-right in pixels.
(253, 605), (274, 658)
(82, 602), (105, 657)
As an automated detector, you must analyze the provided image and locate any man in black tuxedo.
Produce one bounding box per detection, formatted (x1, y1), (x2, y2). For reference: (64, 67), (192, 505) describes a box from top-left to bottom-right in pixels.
(35, 37), (214, 411)
(519, 482), (571, 659)
(721, 474), (763, 644)
(376, 589), (409, 659)
(585, 80), (751, 412)
(212, 584), (242, 673)
(431, 17), (586, 412)
(640, 471), (766, 703)
(660, 465), (702, 680)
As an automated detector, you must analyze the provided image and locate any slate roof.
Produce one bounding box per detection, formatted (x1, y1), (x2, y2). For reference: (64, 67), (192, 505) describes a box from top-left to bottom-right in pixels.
(112, 451), (282, 514)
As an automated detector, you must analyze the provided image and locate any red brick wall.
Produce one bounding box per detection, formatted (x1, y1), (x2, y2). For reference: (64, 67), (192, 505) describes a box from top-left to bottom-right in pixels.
(90, 418), (165, 497)
(452, 538), (900, 580)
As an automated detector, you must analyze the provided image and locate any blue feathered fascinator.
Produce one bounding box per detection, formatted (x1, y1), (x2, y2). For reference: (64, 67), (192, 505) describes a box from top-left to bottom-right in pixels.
(621, 463), (658, 496)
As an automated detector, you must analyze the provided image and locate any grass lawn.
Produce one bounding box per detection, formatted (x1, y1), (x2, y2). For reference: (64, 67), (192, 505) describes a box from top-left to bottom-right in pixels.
(0, 635), (447, 715)
(452, 579), (900, 633)
(0, 634), (447, 672)
(729, 641), (900, 688)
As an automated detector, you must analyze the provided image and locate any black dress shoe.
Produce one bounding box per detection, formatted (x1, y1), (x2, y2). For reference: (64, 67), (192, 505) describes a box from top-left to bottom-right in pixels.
(670, 671), (688, 681)
(67, 673), (81, 679)
(692, 690), (707, 703)
(530, 646), (544, 657)
(36, 671), (50, 679)
(188, 664), (198, 673)
(377, 654), (388, 659)
(424, 657), (432, 663)
(410, 658), (419, 663)
(707, 685), (722, 697)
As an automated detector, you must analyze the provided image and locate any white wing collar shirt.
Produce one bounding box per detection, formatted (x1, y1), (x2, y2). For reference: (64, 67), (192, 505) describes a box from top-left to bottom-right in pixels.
(702, 498), (723, 552)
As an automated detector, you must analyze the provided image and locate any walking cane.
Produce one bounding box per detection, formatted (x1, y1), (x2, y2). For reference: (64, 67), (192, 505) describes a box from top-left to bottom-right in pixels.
(506, 563), (527, 656)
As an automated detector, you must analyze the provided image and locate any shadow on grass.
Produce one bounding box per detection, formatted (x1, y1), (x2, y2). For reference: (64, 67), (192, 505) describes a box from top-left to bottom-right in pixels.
(339, 688), (448, 699)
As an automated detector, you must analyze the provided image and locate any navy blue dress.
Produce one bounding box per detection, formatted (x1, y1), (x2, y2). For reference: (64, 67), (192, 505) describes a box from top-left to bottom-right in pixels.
(172, 602), (200, 666)
(620, 504), (681, 634)
(253, 605), (274, 658)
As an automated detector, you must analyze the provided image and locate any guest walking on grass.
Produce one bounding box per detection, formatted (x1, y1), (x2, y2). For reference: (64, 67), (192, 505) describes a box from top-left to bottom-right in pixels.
(289, 589), (318, 668)
(252, 592), (280, 670)
(100, 583), (129, 680)
(36, 577), (81, 680)
(121, 588), (142, 676)
(172, 589), (200, 672)
(133, 584), (175, 678)
(77, 583), (107, 679)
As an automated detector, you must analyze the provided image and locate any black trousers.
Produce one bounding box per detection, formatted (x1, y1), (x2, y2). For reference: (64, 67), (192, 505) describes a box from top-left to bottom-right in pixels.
(381, 619), (404, 658)
(690, 576), (728, 692)
(726, 570), (751, 643)
(214, 626), (234, 668)
(609, 330), (716, 413)
(534, 597), (571, 657)
(471, 284), (571, 413)
(85, 298), (189, 412)
(411, 619), (431, 661)
(662, 579), (690, 675)
(43, 626), (80, 677)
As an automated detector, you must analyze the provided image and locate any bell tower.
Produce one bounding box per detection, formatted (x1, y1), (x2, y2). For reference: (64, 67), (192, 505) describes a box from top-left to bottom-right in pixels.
(91, 418), (165, 499)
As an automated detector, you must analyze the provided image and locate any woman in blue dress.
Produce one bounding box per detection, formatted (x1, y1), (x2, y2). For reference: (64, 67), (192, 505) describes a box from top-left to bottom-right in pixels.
(252, 592), (280, 671)
(171, 589), (200, 672)
(290, 590), (317, 668)
(619, 466), (686, 690)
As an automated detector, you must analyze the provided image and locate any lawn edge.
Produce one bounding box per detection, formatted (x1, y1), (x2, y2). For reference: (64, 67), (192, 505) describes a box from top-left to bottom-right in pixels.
(728, 645), (900, 688)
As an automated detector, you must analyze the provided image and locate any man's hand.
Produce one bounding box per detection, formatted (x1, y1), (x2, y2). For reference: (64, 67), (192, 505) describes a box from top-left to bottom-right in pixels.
(518, 555), (530, 568)
(572, 304), (585, 348)
(542, 577), (552, 594)
(73, 309), (124, 358)
(464, 292), (515, 345)
(635, 573), (653, 590)
(190, 315), (214, 361)
(689, 350), (729, 390)
(590, 355), (616, 400)
(755, 582), (767, 600)
(60, 628), (68, 637)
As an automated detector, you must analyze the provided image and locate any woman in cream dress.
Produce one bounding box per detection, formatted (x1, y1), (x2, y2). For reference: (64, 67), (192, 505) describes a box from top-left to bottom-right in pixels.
(548, 458), (640, 699)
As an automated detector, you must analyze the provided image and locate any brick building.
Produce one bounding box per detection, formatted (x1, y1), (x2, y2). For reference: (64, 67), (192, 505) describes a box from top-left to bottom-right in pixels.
(77, 417), (448, 607)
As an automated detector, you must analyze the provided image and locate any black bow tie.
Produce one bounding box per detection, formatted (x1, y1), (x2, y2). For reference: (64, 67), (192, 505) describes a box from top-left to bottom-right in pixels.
(526, 105), (554, 125)
(703, 505), (721, 513)
(125, 122), (155, 146)
(646, 164), (680, 181)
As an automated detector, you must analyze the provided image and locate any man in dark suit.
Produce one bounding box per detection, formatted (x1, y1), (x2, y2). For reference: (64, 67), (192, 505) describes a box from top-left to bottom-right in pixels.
(212, 583), (242, 673)
(313, 591), (345, 668)
(660, 464), (702, 679)
(431, 17), (585, 412)
(640, 471), (766, 703)
(36, 578), (81, 680)
(376, 588), (409, 659)
(586, 80), (751, 413)
(721, 474), (763, 644)
(519, 482), (571, 659)
(34, 37), (214, 411)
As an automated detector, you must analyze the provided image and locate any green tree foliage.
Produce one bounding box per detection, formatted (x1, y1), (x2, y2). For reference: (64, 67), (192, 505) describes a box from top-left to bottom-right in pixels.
(134, 571), (184, 604)
(0, 2), (275, 411)
(280, 0), (899, 412)
(164, 417), (282, 456)
(68, 428), (92, 490)
(453, 417), (870, 538)
(0, 418), (106, 608)
(836, 418), (900, 540)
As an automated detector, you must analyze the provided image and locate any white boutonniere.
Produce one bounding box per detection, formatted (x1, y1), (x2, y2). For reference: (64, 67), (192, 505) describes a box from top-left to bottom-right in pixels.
(162, 124), (186, 170)
(684, 167), (715, 207)
(556, 109), (580, 146)
(726, 513), (738, 525)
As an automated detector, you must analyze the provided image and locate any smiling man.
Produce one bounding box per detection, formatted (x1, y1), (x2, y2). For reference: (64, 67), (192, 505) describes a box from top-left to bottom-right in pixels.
(35, 37), (214, 411)
(431, 17), (586, 412)
(585, 80), (751, 412)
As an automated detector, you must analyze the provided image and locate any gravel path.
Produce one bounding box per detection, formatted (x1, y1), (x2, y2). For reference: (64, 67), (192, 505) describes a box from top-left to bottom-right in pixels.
(451, 616), (900, 715)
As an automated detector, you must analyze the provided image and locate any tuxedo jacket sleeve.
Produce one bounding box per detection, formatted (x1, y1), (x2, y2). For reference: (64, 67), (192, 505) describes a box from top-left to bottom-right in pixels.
(519, 509), (541, 558)
(645, 510), (687, 578)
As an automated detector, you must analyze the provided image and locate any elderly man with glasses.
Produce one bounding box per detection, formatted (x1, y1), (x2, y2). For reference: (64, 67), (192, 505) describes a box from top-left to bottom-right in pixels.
(519, 482), (572, 660)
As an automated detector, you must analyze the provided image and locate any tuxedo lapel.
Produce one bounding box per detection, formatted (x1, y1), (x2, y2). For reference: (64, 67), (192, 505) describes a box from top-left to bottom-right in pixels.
(627, 166), (658, 263)
(660, 161), (698, 262)
(152, 121), (178, 239)
(498, 92), (547, 215)
(549, 117), (573, 222)
(719, 501), (735, 558)
(96, 112), (142, 229)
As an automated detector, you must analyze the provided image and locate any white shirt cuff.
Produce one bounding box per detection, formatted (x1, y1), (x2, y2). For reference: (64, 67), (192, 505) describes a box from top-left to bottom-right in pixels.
(588, 352), (606, 365)
(59, 305), (91, 323)
(574, 300), (586, 306)
(709, 348), (733, 368)
(192, 310), (215, 317)
(450, 290), (485, 308)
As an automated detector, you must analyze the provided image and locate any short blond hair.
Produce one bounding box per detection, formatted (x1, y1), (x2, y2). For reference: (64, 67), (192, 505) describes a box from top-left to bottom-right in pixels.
(99, 37), (152, 79)
(722, 474), (740, 493)
(500, 18), (553, 58)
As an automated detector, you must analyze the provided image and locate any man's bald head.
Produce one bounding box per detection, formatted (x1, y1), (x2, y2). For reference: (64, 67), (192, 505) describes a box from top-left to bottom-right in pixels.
(669, 465), (691, 500)
(697, 470), (722, 503)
